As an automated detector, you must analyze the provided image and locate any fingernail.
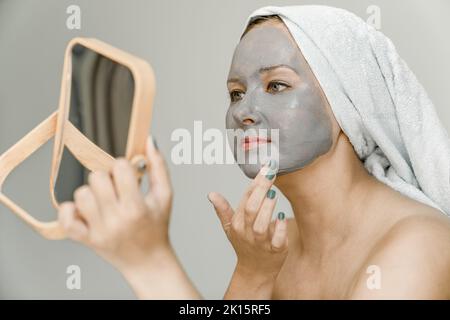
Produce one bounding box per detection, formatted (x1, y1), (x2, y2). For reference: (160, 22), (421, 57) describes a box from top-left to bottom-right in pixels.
(152, 137), (159, 150)
(136, 159), (147, 173)
(265, 173), (276, 180)
(269, 159), (278, 170)
(265, 159), (277, 180)
(277, 211), (285, 220)
(207, 194), (214, 206)
(266, 189), (276, 199)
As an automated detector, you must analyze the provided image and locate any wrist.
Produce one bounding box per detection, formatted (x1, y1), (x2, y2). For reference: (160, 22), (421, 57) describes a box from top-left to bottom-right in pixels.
(117, 245), (201, 299)
(117, 243), (175, 277)
(224, 263), (278, 300)
(234, 262), (279, 288)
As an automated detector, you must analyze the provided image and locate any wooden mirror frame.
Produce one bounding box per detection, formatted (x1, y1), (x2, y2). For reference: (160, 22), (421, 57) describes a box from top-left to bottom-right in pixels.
(0, 37), (155, 240)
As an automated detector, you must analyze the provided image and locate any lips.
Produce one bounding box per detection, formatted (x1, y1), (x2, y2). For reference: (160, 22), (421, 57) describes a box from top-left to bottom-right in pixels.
(241, 136), (271, 151)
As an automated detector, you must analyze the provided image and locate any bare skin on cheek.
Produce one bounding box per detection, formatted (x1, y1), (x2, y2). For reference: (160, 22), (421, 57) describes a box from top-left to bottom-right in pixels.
(226, 24), (333, 178)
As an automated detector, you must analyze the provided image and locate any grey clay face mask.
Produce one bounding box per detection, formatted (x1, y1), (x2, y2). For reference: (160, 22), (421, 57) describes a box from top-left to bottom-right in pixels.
(226, 23), (333, 178)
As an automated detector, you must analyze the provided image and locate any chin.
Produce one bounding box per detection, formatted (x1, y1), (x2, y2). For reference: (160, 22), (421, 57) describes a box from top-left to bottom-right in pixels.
(238, 163), (262, 179)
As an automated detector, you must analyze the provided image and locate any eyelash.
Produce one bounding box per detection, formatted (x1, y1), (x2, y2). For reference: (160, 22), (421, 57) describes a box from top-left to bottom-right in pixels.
(267, 81), (290, 93)
(229, 81), (291, 103)
(229, 90), (245, 103)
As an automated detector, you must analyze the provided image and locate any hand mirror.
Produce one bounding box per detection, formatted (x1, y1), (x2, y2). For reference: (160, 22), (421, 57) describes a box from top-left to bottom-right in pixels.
(0, 37), (155, 240)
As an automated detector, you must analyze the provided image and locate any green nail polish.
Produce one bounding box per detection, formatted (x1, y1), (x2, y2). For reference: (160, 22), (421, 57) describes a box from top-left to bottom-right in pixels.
(277, 211), (285, 220)
(152, 137), (159, 150)
(270, 159), (278, 170)
(267, 189), (276, 199)
(266, 173), (275, 180)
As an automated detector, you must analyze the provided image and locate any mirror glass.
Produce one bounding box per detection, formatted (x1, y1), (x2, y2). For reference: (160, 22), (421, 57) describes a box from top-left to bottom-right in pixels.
(54, 44), (135, 203)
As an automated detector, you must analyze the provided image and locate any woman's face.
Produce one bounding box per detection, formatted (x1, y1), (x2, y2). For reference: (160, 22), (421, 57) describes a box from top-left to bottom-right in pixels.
(226, 21), (334, 178)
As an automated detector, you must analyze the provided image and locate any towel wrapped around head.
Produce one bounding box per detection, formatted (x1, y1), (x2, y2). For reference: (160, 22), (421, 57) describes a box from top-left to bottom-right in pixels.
(242, 5), (450, 216)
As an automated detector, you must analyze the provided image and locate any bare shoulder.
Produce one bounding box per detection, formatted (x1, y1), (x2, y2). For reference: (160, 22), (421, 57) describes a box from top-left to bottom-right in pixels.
(350, 205), (450, 299)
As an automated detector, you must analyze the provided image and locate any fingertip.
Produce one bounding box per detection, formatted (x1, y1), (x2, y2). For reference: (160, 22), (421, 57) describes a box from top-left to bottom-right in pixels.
(146, 135), (158, 156)
(258, 159), (278, 175)
(207, 192), (219, 207)
(207, 192), (224, 206)
(146, 136), (153, 156)
(207, 192), (214, 204)
(208, 192), (230, 213)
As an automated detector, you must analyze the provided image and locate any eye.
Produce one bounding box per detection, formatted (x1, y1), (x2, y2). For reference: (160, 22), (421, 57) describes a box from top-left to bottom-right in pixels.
(267, 81), (290, 94)
(229, 90), (245, 103)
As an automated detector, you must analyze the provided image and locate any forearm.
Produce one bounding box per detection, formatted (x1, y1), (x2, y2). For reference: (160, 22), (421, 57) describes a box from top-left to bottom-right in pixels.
(119, 247), (202, 300)
(224, 264), (277, 300)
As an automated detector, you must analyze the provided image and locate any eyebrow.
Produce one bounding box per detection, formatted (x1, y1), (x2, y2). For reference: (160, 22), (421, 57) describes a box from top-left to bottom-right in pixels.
(259, 64), (297, 73)
(227, 64), (298, 84)
(227, 78), (241, 84)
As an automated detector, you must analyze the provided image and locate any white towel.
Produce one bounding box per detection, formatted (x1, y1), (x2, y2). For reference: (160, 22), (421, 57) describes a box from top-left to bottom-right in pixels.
(244, 5), (450, 216)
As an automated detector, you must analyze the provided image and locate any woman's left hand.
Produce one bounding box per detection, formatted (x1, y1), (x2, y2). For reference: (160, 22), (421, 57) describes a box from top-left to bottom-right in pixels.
(208, 161), (288, 298)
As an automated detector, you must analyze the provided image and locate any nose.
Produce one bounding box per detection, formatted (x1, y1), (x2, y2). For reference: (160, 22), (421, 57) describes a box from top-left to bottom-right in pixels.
(231, 96), (261, 128)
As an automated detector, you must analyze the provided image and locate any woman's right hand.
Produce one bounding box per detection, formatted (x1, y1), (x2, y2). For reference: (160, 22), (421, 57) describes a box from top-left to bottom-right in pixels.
(208, 161), (288, 299)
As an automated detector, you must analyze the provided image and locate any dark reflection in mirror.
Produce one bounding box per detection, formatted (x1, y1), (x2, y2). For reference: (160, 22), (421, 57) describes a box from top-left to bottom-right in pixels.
(54, 44), (135, 203)
(54, 147), (86, 203)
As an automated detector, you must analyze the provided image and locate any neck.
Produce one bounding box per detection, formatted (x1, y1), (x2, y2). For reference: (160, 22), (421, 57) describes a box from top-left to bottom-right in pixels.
(274, 133), (378, 257)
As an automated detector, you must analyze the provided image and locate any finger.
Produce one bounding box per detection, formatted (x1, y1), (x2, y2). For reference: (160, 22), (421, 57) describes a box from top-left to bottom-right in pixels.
(145, 136), (172, 205)
(271, 212), (288, 252)
(252, 189), (277, 241)
(111, 158), (143, 205)
(88, 170), (118, 214)
(73, 185), (101, 228)
(58, 202), (88, 243)
(207, 192), (234, 236)
(243, 160), (277, 226)
(237, 159), (277, 211)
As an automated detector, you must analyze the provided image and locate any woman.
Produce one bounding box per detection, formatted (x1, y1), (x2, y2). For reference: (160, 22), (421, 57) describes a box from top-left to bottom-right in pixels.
(58, 5), (450, 299)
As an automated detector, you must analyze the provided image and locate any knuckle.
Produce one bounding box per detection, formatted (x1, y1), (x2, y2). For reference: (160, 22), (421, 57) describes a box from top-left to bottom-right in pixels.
(244, 188), (253, 198)
(230, 219), (241, 233)
(96, 239), (108, 250)
(271, 240), (288, 253)
(244, 202), (258, 216)
(124, 202), (146, 220)
(89, 170), (107, 184)
(59, 202), (73, 214)
(74, 185), (90, 201)
(63, 219), (74, 232)
(271, 245), (285, 253)
(106, 218), (122, 236)
(257, 176), (271, 188)
(252, 225), (267, 238)
(162, 190), (173, 204)
(114, 158), (130, 172)
(90, 234), (108, 249)
(87, 171), (96, 184)
(116, 157), (128, 166)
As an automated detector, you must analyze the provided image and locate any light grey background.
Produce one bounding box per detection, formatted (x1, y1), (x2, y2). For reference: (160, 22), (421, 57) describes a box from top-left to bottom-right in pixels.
(0, 0), (449, 299)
